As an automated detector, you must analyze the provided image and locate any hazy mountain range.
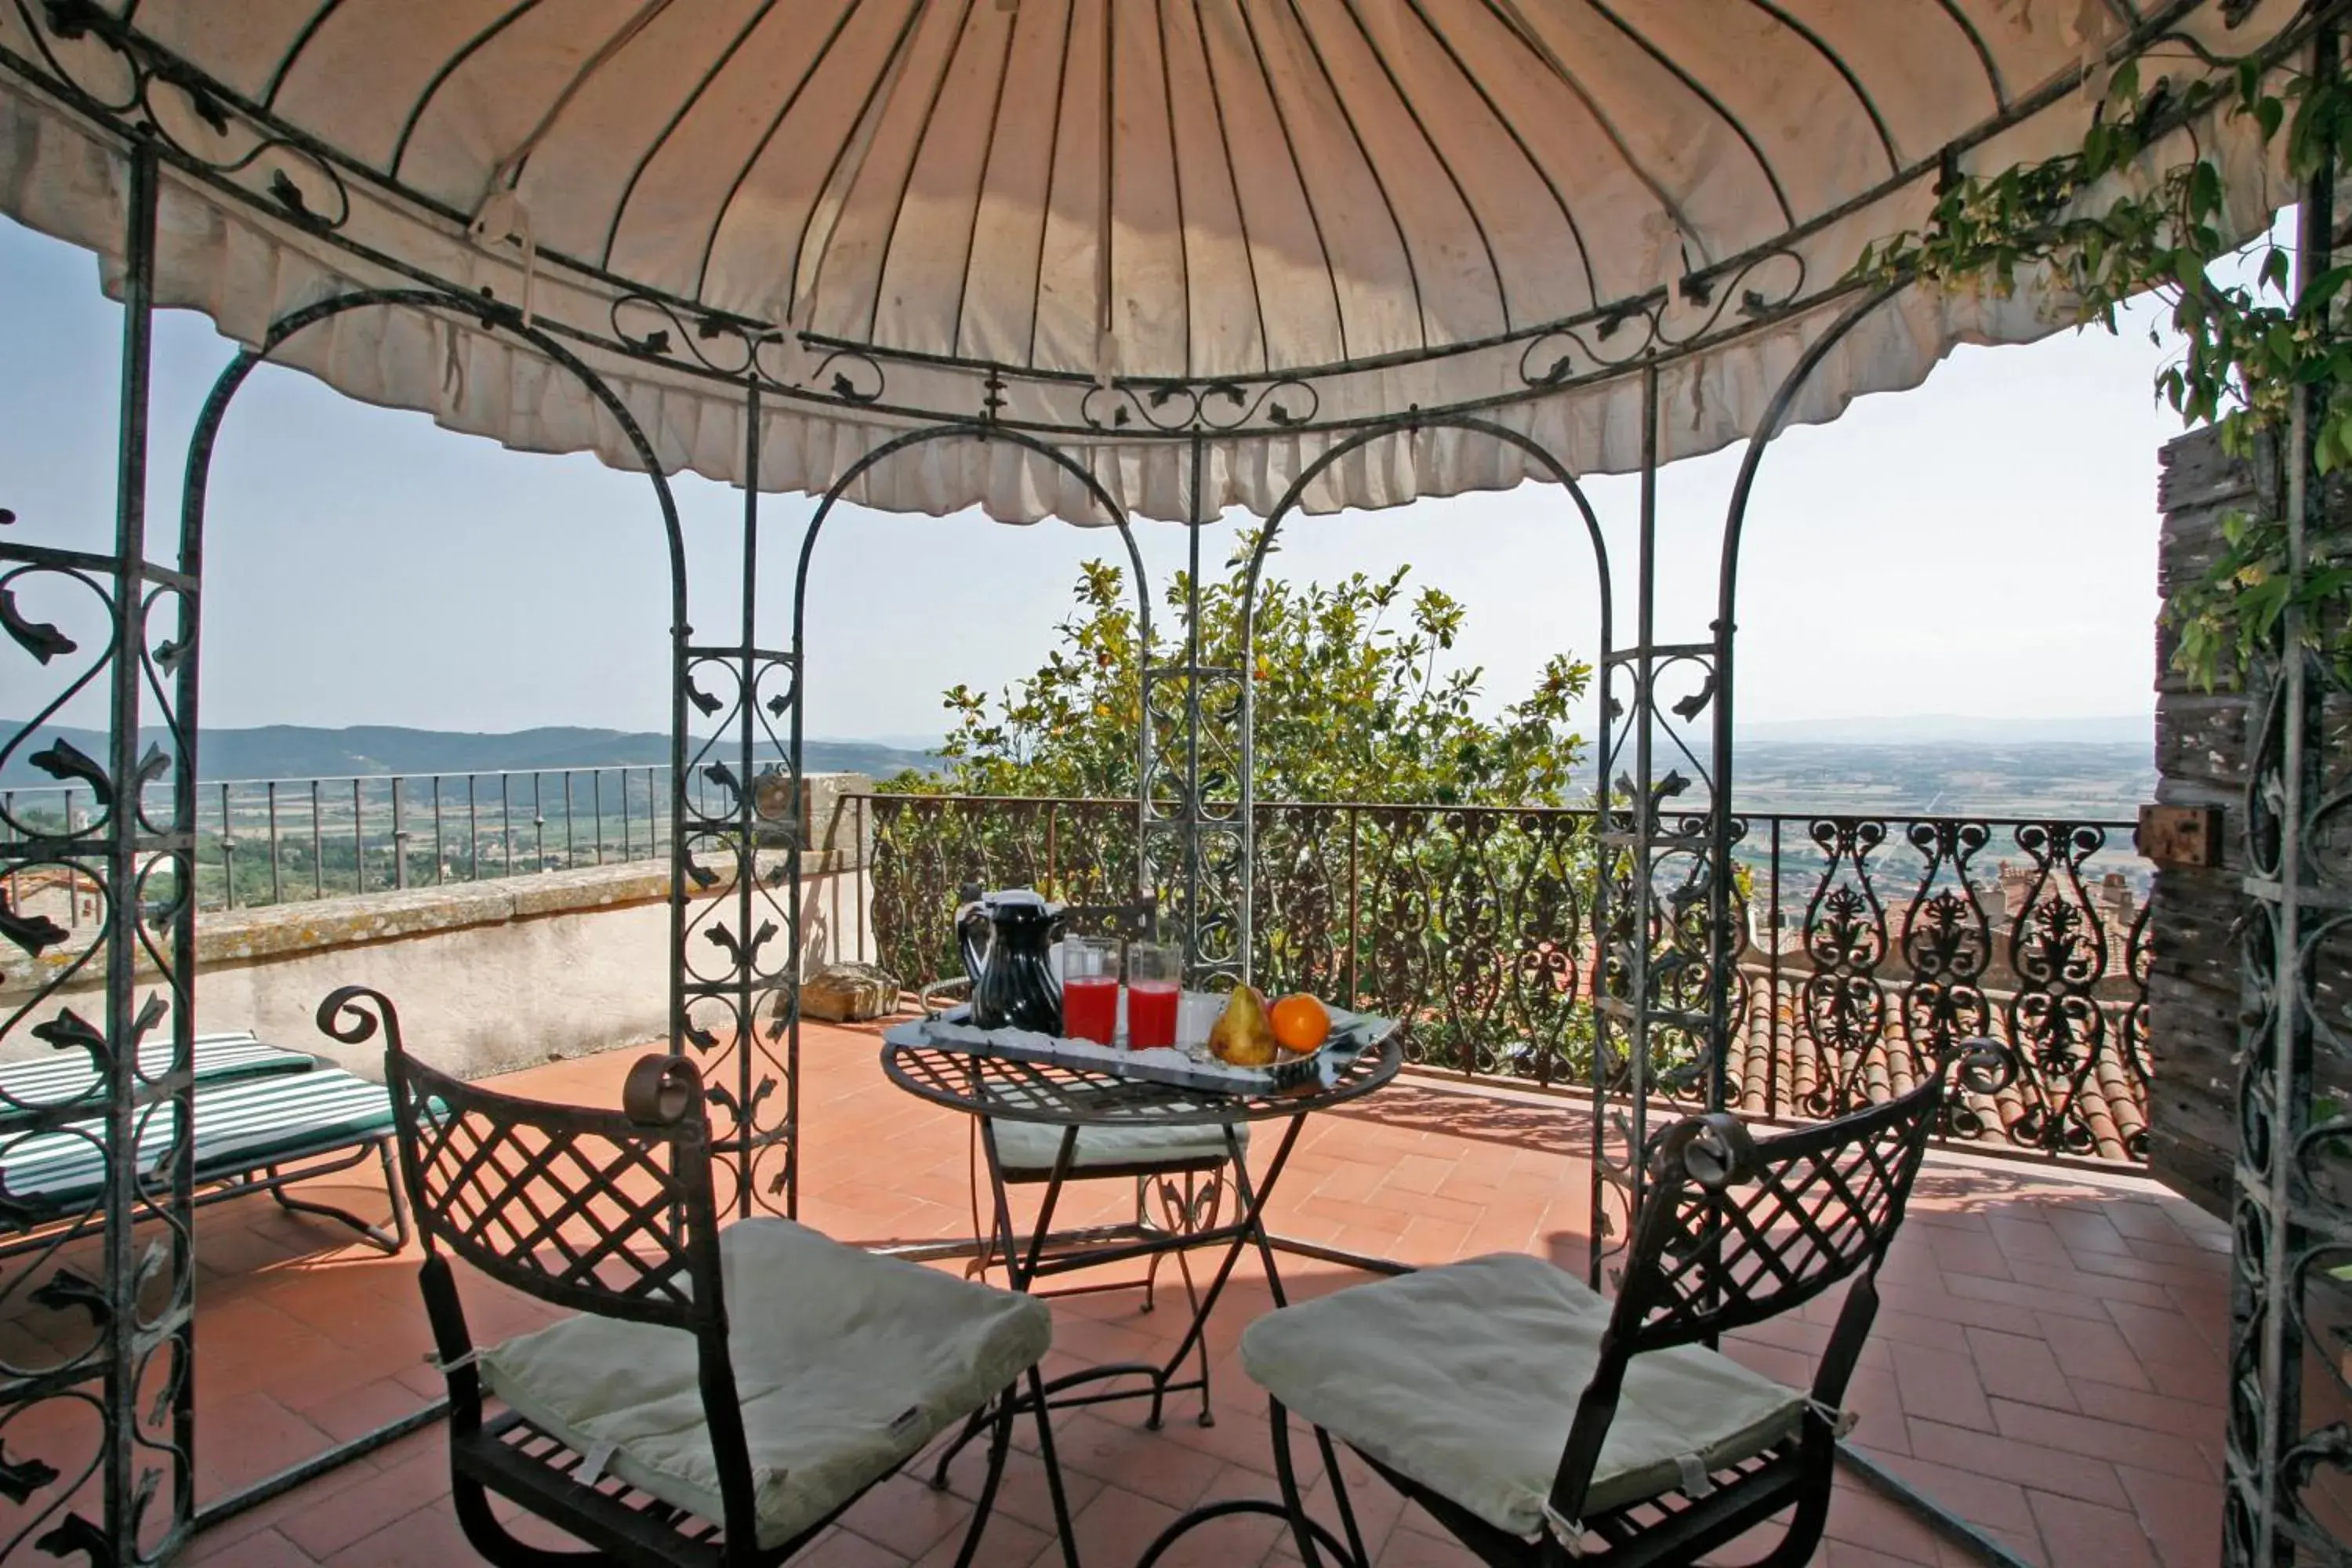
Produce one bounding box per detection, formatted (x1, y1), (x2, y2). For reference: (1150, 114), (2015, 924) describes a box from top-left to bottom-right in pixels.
(0, 722), (942, 788)
(1737, 713), (2151, 745)
(1, 716), (2155, 818)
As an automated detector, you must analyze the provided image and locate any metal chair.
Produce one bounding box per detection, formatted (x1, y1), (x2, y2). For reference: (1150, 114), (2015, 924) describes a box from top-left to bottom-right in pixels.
(927, 890), (1228, 1316)
(1145, 1055), (1960, 1568)
(920, 891), (1237, 1497)
(319, 986), (1079, 1568)
(956, 895), (1239, 1375)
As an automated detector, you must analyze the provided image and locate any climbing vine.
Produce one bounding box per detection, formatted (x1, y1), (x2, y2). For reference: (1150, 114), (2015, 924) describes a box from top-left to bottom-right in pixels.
(1854, 15), (2352, 689)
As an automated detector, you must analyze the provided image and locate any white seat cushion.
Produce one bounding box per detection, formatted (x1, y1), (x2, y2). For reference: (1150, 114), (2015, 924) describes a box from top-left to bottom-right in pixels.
(1239, 1252), (1806, 1539)
(987, 1116), (1247, 1173)
(479, 1218), (1051, 1548)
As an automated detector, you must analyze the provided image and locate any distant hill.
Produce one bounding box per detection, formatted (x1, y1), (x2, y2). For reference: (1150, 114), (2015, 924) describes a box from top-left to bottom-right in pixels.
(0, 722), (942, 786)
(1738, 713), (2152, 746)
(1707, 739), (2153, 818)
(2, 721), (2152, 819)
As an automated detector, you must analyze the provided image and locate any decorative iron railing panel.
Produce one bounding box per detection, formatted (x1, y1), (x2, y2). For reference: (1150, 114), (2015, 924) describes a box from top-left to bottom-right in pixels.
(2, 765), (691, 914)
(2227, 70), (2352, 1559)
(674, 645), (799, 1223)
(861, 793), (2152, 1167)
(0, 143), (197, 1564)
(865, 796), (1142, 989)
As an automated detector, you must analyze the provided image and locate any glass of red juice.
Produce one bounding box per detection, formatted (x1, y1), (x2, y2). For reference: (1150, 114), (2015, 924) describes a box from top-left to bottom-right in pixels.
(1060, 937), (1119, 1044)
(1126, 942), (1182, 1051)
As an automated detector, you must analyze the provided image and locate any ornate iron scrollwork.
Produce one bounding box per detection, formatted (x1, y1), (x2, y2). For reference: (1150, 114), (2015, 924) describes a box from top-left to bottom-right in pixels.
(2002, 822), (2115, 1159)
(610, 295), (889, 411)
(1797, 818), (1891, 1120)
(1141, 657), (1245, 988)
(1080, 378), (1319, 434)
(673, 648), (800, 1220)
(1900, 819), (1996, 1139)
(1, 518), (200, 1558)
(1519, 249), (1806, 390)
(864, 790), (2156, 1174)
(11, 0), (351, 232)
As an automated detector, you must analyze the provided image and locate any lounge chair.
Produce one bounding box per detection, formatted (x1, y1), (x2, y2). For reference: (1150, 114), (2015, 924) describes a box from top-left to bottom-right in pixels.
(0, 1028), (406, 1255)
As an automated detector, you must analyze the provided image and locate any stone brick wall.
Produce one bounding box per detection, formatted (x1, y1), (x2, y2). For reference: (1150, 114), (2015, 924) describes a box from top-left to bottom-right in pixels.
(2148, 429), (2252, 1218)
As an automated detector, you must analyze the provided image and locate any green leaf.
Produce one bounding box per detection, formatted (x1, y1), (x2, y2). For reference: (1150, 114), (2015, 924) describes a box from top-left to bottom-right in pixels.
(2188, 161), (2222, 221)
(2110, 60), (2140, 113)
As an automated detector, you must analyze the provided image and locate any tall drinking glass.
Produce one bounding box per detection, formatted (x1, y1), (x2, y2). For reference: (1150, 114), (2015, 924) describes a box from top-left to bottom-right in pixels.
(1126, 942), (1182, 1051)
(1060, 937), (1119, 1044)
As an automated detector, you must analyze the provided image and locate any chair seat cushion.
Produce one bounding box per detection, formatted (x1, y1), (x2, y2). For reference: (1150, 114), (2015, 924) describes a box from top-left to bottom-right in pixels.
(988, 1116), (1247, 1173)
(479, 1218), (1052, 1549)
(1239, 1251), (1806, 1539)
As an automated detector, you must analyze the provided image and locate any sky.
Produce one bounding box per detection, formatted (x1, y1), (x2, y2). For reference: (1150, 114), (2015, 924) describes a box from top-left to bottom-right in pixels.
(0, 212), (2189, 746)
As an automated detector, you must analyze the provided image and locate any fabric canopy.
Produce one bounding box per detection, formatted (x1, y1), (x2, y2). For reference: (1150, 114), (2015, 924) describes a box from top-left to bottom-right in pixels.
(0, 0), (2304, 521)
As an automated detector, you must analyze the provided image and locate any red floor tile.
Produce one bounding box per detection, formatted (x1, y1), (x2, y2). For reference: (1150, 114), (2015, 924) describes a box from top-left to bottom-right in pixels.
(2025, 1490), (2161, 1568)
(10, 1022), (2230, 1568)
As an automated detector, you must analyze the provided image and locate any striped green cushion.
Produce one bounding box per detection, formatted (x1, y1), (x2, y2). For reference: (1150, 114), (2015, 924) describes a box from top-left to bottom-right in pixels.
(0, 1032), (317, 1123)
(0, 1069), (396, 1218)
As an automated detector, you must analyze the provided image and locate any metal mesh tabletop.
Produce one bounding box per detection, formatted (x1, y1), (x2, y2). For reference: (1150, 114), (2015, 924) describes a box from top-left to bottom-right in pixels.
(881, 1025), (1403, 1131)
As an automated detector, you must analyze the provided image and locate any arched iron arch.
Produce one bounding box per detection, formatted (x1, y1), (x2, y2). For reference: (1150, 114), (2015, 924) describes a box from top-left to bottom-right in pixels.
(1214, 423), (1618, 1161)
(1236, 416), (1617, 660)
(1704, 280), (1911, 1108)
(1714, 282), (1911, 628)
(164, 287), (691, 1527)
(1226, 416), (1622, 1284)
(787, 424), (1152, 679)
(181, 288), (688, 620)
(177, 285), (697, 1075)
(772, 423), (1155, 1206)
(785, 423), (1156, 848)
(1235, 416), (1618, 979)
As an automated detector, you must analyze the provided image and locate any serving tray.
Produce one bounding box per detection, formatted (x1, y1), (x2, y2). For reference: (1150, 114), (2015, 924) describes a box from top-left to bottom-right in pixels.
(884, 998), (1386, 1098)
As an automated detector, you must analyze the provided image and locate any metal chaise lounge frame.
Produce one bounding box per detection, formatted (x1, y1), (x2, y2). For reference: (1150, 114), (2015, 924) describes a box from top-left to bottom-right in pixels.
(0, 1025), (408, 1258)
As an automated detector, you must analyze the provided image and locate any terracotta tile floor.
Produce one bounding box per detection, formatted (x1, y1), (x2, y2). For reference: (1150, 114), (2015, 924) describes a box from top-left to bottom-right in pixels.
(29, 1022), (2227, 1566)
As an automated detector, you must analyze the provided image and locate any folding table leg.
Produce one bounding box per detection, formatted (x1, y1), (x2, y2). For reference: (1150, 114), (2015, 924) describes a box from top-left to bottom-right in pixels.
(1143, 1114), (1306, 1404)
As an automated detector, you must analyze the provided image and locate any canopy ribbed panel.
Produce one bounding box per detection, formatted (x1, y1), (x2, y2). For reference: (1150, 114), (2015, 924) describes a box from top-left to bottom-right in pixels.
(0, 0), (2303, 520)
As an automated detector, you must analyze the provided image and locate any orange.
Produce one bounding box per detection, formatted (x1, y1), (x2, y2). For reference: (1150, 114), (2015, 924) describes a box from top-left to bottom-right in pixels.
(1268, 993), (1331, 1055)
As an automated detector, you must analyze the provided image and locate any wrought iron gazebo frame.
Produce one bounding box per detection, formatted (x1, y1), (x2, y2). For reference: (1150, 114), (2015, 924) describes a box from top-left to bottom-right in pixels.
(0, 4), (2339, 1566)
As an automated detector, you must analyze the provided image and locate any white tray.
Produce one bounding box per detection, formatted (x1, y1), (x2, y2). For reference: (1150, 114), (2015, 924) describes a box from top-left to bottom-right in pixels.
(885, 996), (1385, 1098)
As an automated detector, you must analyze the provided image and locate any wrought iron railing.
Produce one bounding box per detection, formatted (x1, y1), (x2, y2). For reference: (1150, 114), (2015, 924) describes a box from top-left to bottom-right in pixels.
(857, 792), (2153, 1167)
(2, 765), (696, 913)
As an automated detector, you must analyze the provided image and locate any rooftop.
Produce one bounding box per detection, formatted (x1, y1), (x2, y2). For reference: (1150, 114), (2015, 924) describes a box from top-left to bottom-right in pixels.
(63, 1022), (2230, 1568)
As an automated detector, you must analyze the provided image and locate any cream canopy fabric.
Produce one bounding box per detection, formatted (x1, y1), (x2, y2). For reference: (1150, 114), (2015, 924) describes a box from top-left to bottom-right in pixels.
(0, 0), (2305, 521)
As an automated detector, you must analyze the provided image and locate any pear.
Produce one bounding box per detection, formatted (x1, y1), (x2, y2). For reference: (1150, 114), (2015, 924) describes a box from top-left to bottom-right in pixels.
(1209, 985), (1279, 1067)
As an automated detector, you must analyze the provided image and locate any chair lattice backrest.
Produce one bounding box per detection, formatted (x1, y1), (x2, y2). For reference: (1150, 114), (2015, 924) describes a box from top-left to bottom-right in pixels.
(321, 985), (724, 1333)
(320, 986), (771, 1559)
(1614, 1066), (1949, 1352)
(1548, 1059), (1956, 1530)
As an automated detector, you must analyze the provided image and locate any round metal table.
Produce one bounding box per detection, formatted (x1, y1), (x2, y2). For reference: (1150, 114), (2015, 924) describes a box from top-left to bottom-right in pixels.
(880, 1018), (1403, 1442)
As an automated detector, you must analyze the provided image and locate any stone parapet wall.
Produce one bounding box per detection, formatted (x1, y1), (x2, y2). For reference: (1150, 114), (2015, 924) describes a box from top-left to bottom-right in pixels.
(4, 775), (877, 1082)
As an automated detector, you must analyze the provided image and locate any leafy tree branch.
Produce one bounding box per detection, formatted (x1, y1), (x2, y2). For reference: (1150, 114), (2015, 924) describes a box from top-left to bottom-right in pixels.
(1853, 10), (2352, 689)
(884, 532), (1592, 808)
